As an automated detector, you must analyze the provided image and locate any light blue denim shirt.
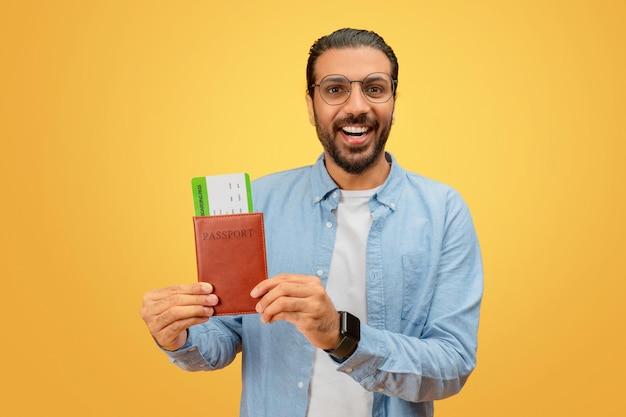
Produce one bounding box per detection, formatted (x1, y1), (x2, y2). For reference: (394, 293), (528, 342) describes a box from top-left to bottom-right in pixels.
(165, 153), (483, 417)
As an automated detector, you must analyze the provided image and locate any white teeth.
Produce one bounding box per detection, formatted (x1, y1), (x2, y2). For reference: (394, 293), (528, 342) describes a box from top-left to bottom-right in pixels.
(342, 126), (368, 134)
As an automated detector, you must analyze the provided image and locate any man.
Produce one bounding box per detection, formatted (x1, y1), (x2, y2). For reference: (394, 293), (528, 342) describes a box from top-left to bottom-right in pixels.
(141, 28), (483, 417)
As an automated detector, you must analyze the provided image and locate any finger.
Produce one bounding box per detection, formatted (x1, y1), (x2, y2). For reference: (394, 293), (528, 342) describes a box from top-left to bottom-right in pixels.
(257, 296), (307, 323)
(143, 294), (218, 319)
(153, 315), (211, 349)
(143, 288), (219, 317)
(251, 274), (319, 298)
(257, 290), (332, 325)
(145, 282), (214, 302)
(149, 304), (214, 335)
(260, 302), (335, 334)
(141, 288), (217, 325)
(142, 283), (214, 311)
(262, 310), (302, 325)
(255, 280), (326, 315)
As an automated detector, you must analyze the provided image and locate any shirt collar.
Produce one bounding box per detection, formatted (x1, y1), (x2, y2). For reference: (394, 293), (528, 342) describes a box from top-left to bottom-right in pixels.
(310, 153), (340, 205)
(310, 152), (405, 212)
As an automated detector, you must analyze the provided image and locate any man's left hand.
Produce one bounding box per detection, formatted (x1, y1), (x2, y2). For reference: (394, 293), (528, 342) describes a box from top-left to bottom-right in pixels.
(250, 274), (340, 350)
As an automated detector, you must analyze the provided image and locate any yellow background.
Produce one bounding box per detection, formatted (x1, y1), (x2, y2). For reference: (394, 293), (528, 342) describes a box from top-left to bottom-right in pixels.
(1, 1), (624, 416)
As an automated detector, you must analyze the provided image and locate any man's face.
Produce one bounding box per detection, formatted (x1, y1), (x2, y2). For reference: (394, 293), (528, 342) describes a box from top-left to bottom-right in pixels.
(307, 47), (395, 175)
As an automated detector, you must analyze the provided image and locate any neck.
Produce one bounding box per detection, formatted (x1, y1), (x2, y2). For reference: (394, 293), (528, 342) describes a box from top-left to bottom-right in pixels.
(324, 152), (391, 190)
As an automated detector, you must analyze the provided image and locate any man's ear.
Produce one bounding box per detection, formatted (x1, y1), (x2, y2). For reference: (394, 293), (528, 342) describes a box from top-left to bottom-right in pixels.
(306, 94), (316, 126)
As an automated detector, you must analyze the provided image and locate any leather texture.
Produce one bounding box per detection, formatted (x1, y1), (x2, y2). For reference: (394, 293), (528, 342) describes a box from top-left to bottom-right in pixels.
(193, 213), (268, 315)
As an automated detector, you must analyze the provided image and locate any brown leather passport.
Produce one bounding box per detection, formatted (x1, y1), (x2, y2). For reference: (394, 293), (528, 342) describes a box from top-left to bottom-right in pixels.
(193, 212), (267, 315)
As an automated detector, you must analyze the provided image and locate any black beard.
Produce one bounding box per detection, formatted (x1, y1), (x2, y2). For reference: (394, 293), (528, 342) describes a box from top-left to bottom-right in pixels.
(315, 113), (392, 175)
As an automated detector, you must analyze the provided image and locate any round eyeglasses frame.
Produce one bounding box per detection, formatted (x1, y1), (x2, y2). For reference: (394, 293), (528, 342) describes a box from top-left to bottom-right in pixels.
(311, 72), (397, 106)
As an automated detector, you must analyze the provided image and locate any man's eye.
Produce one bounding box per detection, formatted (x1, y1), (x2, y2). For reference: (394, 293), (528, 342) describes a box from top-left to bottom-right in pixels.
(327, 86), (345, 95)
(365, 85), (384, 95)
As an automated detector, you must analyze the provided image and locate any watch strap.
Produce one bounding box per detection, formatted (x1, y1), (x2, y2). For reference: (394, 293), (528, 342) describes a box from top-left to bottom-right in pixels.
(324, 311), (360, 359)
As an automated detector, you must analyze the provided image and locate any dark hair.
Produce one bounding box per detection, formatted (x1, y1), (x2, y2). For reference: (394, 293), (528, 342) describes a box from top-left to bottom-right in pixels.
(306, 28), (399, 97)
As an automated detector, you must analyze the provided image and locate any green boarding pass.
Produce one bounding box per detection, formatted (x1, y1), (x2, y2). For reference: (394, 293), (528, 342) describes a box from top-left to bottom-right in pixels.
(191, 173), (253, 216)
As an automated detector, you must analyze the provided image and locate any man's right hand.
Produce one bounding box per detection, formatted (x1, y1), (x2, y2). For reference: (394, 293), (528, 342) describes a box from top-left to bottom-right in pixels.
(140, 282), (219, 351)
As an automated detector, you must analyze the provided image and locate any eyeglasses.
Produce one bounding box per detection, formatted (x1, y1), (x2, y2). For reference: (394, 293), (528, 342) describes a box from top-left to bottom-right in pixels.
(311, 72), (397, 106)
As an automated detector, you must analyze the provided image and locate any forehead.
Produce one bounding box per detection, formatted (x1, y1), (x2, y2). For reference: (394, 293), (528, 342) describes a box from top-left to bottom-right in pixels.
(314, 47), (392, 81)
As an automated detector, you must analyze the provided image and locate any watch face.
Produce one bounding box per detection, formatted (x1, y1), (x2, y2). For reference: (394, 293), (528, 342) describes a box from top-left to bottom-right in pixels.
(341, 311), (361, 341)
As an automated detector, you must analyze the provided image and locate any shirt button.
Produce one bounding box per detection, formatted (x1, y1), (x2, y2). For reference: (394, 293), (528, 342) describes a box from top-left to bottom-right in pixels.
(344, 368), (353, 373)
(332, 191), (338, 199)
(390, 203), (396, 209)
(326, 222), (333, 228)
(316, 270), (324, 277)
(189, 347), (197, 352)
(377, 388), (385, 392)
(297, 381), (304, 389)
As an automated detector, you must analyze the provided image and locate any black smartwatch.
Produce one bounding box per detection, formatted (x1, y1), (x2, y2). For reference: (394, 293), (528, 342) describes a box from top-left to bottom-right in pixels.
(324, 311), (360, 360)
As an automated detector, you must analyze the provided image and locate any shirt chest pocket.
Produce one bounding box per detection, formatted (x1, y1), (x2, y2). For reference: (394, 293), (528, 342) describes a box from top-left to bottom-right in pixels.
(401, 253), (437, 328)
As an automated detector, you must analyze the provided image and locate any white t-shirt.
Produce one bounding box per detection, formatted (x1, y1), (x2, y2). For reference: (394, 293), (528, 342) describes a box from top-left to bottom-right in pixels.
(306, 188), (377, 417)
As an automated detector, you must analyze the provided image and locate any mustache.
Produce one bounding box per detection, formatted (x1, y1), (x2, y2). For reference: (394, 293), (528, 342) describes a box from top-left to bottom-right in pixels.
(333, 114), (379, 130)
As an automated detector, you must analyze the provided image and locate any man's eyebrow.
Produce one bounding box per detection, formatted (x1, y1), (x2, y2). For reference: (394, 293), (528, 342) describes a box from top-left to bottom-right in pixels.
(364, 74), (388, 82)
(320, 75), (348, 83)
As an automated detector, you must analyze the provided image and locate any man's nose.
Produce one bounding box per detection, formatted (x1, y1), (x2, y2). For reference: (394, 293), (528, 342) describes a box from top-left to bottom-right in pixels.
(342, 81), (371, 114)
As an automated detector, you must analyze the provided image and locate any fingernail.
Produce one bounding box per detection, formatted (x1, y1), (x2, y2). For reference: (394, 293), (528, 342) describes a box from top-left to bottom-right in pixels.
(250, 287), (258, 298)
(255, 302), (262, 313)
(200, 282), (213, 292)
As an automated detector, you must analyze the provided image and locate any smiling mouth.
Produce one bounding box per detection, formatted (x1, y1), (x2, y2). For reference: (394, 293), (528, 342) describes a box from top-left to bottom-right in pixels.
(341, 126), (369, 137)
